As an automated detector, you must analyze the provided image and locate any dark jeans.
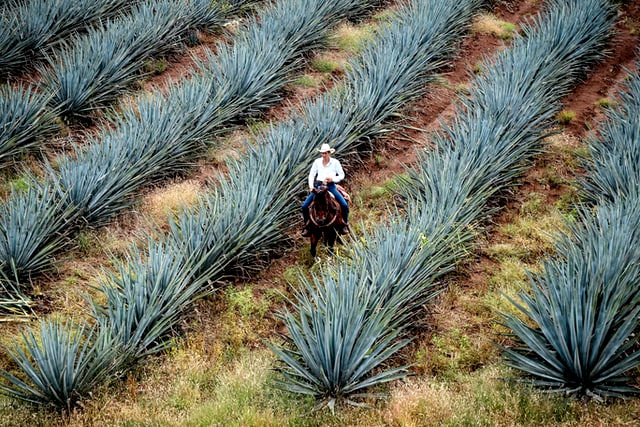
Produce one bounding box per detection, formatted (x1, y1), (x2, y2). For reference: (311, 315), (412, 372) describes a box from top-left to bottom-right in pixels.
(301, 181), (349, 224)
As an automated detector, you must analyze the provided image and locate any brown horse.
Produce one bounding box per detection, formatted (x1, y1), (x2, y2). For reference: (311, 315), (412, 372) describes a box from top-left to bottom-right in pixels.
(307, 184), (344, 259)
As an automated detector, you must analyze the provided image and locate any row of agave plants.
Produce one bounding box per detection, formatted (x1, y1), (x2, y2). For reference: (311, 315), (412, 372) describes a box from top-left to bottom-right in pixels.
(503, 61), (640, 398)
(43, 0), (249, 120)
(271, 0), (619, 407)
(0, 0), (384, 301)
(0, 0), (391, 410)
(0, 0), (249, 170)
(0, 0), (136, 76)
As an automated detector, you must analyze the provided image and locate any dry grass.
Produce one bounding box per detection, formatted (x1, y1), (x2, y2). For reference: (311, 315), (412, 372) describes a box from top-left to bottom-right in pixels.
(143, 180), (203, 227)
(330, 22), (375, 53)
(473, 13), (519, 39)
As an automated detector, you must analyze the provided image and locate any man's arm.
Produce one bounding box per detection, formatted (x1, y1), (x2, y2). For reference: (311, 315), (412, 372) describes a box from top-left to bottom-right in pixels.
(308, 160), (318, 189)
(333, 159), (345, 183)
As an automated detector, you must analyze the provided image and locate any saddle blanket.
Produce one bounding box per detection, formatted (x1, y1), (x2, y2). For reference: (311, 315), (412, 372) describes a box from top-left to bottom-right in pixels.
(332, 185), (351, 203)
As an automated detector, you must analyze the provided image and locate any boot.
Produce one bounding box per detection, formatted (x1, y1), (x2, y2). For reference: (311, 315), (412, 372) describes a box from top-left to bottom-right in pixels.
(338, 209), (349, 235)
(338, 223), (349, 235)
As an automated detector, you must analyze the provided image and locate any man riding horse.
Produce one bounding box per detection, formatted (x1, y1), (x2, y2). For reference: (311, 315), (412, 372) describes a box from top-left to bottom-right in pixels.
(301, 143), (349, 237)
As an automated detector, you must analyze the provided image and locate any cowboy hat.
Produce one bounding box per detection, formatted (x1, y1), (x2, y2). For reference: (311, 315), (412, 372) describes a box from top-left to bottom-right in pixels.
(318, 143), (335, 154)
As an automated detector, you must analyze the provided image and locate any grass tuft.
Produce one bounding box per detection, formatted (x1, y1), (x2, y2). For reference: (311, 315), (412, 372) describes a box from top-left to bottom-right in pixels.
(331, 22), (374, 52)
(310, 58), (340, 73)
(143, 58), (169, 75)
(144, 181), (202, 227)
(556, 109), (576, 124)
(292, 74), (317, 88)
(595, 97), (614, 108)
(473, 13), (519, 39)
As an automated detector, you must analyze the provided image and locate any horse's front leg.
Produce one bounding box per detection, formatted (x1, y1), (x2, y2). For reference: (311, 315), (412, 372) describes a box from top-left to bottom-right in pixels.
(310, 232), (319, 259)
(326, 229), (337, 255)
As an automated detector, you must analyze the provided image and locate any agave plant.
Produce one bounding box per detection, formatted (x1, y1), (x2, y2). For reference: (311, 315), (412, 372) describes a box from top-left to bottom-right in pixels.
(0, 179), (75, 287)
(0, 85), (58, 168)
(0, 0), (137, 76)
(91, 241), (209, 362)
(270, 265), (411, 409)
(0, 319), (124, 410)
(274, 0), (616, 404)
(41, 0), (244, 119)
(503, 200), (640, 397)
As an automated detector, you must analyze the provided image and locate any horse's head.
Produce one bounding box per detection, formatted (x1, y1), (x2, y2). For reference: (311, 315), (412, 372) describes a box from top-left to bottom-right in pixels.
(311, 185), (335, 225)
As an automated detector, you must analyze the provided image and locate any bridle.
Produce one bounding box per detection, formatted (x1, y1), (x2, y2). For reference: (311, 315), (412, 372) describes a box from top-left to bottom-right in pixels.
(309, 186), (339, 229)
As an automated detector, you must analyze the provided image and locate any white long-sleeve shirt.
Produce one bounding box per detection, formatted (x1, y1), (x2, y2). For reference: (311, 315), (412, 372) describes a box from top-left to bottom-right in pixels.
(308, 157), (345, 189)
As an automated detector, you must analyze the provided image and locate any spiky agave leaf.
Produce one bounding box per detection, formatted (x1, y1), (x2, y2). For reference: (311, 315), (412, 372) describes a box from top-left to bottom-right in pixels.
(0, 319), (124, 410)
(0, 85), (58, 168)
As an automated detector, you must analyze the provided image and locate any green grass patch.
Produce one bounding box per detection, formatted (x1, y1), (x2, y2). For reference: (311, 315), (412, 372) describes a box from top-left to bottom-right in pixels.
(415, 329), (489, 381)
(246, 118), (269, 135)
(473, 13), (519, 40)
(472, 61), (483, 74)
(311, 58), (340, 73)
(556, 109), (576, 125)
(595, 97), (615, 109)
(143, 58), (168, 75)
(292, 74), (317, 88)
(355, 174), (404, 210)
(519, 192), (545, 216)
(3, 174), (30, 194)
(225, 285), (269, 319)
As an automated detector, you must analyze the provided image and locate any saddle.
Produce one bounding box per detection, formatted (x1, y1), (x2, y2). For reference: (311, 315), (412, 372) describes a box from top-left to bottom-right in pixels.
(328, 184), (351, 203)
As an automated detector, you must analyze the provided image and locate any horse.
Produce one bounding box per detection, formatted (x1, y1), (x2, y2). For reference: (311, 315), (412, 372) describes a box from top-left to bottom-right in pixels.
(307, 184), (345, 259)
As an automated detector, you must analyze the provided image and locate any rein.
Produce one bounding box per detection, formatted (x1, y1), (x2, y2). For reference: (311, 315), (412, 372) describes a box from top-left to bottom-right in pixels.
(309, 206), (338, 228)
(309, 190), (339, 229)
